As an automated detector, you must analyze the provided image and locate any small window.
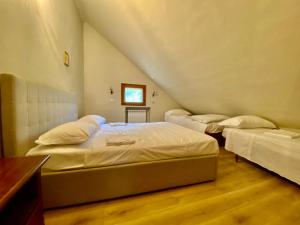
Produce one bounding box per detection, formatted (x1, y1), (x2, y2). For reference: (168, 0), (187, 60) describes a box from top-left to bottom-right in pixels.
(121, 83), (146, 106)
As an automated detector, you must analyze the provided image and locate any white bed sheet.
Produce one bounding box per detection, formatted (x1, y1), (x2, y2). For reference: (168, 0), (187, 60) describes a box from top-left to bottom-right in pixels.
(165, 115), (224, 133)
(223, 128), (300, 185)
(27, 122), (218, 172)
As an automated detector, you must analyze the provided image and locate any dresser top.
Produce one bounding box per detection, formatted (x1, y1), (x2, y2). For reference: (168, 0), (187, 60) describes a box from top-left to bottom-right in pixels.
(0, 155), (49, 210)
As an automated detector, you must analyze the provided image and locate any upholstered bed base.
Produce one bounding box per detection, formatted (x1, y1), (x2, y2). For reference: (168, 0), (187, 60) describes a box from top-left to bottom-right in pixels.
(42, 154), (218, 208)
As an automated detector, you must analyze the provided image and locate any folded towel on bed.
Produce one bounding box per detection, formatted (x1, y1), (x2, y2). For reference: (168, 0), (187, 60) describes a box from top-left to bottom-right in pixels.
(106, 135), (136, 146)
(264, 129), (300, 139)
(109, 122), (127, 126)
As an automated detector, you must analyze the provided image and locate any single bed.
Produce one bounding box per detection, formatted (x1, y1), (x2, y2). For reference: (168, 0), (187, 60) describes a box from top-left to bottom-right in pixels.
(0, 74), (219, 208)
(223, 128), (300, 185)
(165, 114), (226, 146)
(165, 114), (224, 134)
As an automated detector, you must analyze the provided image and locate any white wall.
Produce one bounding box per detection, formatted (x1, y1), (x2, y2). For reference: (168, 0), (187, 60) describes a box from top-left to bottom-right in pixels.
(83, 23), (179, 122)
(0, 0), (83, 114)
(77, 0), (300, 128)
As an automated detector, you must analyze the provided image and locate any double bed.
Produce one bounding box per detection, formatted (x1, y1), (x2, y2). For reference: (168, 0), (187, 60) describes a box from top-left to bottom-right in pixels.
(0, 74), (219, 208)
(223, 128), (300, 185)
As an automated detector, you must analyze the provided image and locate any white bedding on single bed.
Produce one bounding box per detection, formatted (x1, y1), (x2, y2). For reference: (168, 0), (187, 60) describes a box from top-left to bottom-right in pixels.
(223, 128), (300, 185)
(27, 122), (218, 172)
(165, 115), (224, 133)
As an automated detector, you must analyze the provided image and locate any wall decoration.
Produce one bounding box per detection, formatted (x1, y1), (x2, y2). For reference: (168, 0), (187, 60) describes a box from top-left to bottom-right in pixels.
(64, 51), (70, 67)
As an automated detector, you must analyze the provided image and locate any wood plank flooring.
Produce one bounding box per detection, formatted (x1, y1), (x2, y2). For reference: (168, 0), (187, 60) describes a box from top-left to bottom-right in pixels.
(44, 149), (300, 225)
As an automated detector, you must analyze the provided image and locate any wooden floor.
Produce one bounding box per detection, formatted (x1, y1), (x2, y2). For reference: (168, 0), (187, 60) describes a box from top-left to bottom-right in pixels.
(44, 149), (300, 225)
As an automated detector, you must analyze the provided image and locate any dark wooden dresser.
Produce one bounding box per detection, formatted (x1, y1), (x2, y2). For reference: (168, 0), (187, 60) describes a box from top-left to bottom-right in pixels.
(0, 155), (49, 225)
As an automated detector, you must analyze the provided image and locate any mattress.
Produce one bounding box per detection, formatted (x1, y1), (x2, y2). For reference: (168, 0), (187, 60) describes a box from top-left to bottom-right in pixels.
(165, 115), (224, 133)
(223, 128), (300, 185)
(27, 122), (219, 172)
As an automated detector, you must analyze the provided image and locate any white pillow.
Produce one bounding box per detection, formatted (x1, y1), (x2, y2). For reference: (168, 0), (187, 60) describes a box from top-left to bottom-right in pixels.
(218, 115), (276, 129)
(79, 115), (106, 127)
(35, 121), (98, 145)
(165, 109), (191, 116)
(191, 114), (229, 124)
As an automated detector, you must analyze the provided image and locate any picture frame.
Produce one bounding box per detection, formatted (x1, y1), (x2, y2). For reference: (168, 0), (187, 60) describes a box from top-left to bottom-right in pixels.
(64, 51), (70, 67)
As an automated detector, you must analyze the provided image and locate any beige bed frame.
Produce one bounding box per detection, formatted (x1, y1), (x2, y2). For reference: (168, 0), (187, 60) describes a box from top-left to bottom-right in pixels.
(0, 74), (218, 208)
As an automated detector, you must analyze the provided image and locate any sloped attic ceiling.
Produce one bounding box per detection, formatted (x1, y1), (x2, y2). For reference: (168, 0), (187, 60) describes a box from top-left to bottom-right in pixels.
(75, 0), (300, 128)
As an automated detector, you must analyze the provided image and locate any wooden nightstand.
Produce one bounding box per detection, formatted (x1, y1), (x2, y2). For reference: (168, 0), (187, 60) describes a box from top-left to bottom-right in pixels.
(0, 155), (49, 225)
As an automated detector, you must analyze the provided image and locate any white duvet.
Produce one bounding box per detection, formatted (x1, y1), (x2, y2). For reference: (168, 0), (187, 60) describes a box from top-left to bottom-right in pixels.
(27, 122), (218, 172)
(223, 128), (300, 185)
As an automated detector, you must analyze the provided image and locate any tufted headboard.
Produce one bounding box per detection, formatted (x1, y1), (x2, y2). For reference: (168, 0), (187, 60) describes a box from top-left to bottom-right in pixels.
(0, 74), (78, 157)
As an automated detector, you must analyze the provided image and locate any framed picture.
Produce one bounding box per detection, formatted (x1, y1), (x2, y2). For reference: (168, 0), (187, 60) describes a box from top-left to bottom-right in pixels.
(121, 83), (146, 106)
(64, 51), (70, 67)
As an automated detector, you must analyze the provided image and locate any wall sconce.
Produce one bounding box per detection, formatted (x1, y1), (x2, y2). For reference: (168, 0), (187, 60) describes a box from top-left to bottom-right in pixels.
(151, 91), (158, 104)
(109, 87), (115, 102)
(109, 87), (114, 95)
(152, 91), (158, 97)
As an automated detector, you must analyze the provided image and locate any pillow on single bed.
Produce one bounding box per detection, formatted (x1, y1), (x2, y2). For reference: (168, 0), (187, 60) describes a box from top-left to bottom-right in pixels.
(79, 115), (106, 127)
(191, 114), (229, 123)
(218, 115), (276, 129)
(35, 121), (98, 145)
(165, 109), (191, 116)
